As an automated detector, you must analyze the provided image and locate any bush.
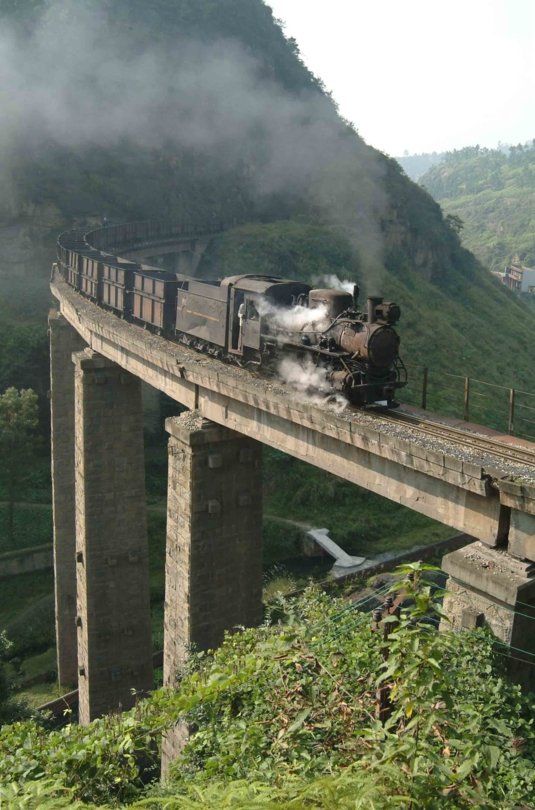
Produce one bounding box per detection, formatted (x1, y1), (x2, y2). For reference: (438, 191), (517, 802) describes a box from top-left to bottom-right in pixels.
(262, 519), (302, 565)
(1, 567), (535, 807)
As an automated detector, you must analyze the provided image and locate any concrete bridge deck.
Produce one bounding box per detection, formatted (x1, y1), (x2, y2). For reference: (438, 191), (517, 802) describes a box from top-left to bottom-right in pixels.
(51, 271), (535, 559)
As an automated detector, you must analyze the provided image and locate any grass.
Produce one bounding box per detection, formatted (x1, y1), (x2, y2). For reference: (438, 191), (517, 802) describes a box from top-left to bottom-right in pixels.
(9, 647), (57, 685)
(18, 682), (65, 710)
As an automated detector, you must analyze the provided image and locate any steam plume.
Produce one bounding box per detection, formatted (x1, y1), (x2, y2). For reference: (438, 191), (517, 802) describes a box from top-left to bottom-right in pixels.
(278, 357), (347, 412)
(0, 1), (388, 284)
(257, 299), (329, 332)
(314, 274), (356, 295)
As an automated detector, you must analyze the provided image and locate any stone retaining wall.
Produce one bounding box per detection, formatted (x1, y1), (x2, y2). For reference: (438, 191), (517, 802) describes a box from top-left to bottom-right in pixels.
(0, 543), (53, 578)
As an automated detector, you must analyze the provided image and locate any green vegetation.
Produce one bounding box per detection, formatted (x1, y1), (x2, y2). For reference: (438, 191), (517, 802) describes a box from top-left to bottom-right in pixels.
(0, 2), (535, 800)
(0, 630), (31, 723)
(0, 387), (39, 543)
(264, 448), (451, 557)
(0, 503), (52, 552)
(420, 143), (535, 272)
(198, 220), (359, 282)
(1, 569), (535, 807)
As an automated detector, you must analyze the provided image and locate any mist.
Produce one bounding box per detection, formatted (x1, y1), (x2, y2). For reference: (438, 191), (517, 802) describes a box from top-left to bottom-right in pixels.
(0, 0), (388, 285)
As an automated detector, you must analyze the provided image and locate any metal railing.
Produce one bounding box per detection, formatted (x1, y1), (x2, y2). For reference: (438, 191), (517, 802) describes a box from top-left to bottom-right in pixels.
(403, 363), (535, 441)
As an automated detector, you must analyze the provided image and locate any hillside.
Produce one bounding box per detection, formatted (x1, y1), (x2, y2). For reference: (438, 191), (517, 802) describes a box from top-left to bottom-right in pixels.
(420, 143), (535, 272)
(396, 151), (446, 181)
(1, 0), (533, 425)
(1, 1), (535, 805)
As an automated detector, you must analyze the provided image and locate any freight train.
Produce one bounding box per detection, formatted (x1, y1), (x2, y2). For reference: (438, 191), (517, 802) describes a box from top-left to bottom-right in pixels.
(56, 223), (407, 407)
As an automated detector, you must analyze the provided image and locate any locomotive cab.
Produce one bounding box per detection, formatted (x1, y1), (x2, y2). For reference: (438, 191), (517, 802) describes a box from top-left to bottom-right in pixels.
(226, 275), (312, 359)
(230, 292), (261, 353)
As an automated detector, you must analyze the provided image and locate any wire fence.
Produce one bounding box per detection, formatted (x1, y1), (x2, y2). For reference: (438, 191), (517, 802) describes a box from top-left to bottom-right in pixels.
(403, 363), (535, 441)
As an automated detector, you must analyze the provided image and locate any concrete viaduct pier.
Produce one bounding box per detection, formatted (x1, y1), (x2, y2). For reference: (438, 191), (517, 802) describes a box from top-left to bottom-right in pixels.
(49, 271), (535, 732)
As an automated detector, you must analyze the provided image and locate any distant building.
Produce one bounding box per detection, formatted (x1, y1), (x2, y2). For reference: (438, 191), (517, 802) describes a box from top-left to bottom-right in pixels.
(494, 262), (535, 295)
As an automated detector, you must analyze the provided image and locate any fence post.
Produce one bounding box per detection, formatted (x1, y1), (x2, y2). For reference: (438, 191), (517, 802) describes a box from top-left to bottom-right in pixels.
(508, 388), (515, 435)
(463, 377), (470, 422)
(421, 367), (428, 410)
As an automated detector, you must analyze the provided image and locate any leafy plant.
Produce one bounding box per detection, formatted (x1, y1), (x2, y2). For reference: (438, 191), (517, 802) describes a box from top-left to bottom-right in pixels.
(1, 573), (535, 807)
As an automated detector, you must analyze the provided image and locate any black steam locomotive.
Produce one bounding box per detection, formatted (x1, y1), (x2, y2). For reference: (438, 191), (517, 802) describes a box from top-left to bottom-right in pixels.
(56, 224), (407, 407)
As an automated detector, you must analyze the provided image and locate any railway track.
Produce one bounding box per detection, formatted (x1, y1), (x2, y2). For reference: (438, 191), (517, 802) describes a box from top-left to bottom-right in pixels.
(380, 408), (535, 471)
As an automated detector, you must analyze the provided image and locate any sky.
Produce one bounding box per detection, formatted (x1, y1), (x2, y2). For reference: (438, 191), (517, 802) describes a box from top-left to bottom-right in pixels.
(267, 0), (535, 157)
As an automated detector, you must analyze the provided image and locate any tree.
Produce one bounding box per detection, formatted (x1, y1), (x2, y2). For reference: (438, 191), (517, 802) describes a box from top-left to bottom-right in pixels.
(0, 388), (38, 545)
(445, 213), (464, 234)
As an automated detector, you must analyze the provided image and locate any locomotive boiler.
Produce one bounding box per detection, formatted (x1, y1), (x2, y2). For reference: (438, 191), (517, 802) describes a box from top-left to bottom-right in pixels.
(57, 225), (407, 408)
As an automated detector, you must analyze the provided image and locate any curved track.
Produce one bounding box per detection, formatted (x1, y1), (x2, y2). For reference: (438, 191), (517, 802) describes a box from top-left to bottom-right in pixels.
(58, 219), (535, 472)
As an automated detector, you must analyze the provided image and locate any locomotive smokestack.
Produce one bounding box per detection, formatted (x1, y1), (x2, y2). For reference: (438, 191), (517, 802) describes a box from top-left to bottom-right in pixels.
(353, 284), (360, 309)
(367, 296), (383, 324)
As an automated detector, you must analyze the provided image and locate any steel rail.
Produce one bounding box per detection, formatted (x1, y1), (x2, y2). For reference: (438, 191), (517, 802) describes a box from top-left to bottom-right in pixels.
(381, 409), (535, 469)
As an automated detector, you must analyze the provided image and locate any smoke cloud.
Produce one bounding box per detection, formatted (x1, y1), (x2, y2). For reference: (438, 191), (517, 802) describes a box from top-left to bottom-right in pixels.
(278, 357), (348, 411)
(257, 299), (329, 333)
(255, 296), (346, 405)
(0, 0), (388, 284)
(313, 274), (356, 295)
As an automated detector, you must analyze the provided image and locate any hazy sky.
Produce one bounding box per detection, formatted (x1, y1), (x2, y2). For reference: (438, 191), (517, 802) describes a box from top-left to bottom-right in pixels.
(267, 0), (535, 156)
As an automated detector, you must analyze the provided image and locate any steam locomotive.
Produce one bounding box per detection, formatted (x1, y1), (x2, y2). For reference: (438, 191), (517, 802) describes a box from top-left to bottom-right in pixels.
(56, 225), (407, 407)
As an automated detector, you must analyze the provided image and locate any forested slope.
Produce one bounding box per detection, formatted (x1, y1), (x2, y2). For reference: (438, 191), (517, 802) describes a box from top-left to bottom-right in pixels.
(420, 143), (535, 272)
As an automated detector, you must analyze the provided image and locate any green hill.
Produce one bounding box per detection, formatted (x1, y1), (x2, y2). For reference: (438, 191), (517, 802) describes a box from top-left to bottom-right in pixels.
(0, 0), (535, 807)
(419, 143), (535, 272)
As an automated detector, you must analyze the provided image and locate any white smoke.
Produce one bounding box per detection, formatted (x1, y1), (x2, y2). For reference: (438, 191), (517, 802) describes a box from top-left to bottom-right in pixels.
(278, 357), (348, 412)
(314, 274), (356, 295)
(257, 299), (329, 333)
(278, 357), (330, 394)
(0, 0), (389, 283)
(257, 299), (350, 407)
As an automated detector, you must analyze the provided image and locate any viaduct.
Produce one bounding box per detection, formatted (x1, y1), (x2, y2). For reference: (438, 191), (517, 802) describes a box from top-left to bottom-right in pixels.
(49, 222), (535, 768)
